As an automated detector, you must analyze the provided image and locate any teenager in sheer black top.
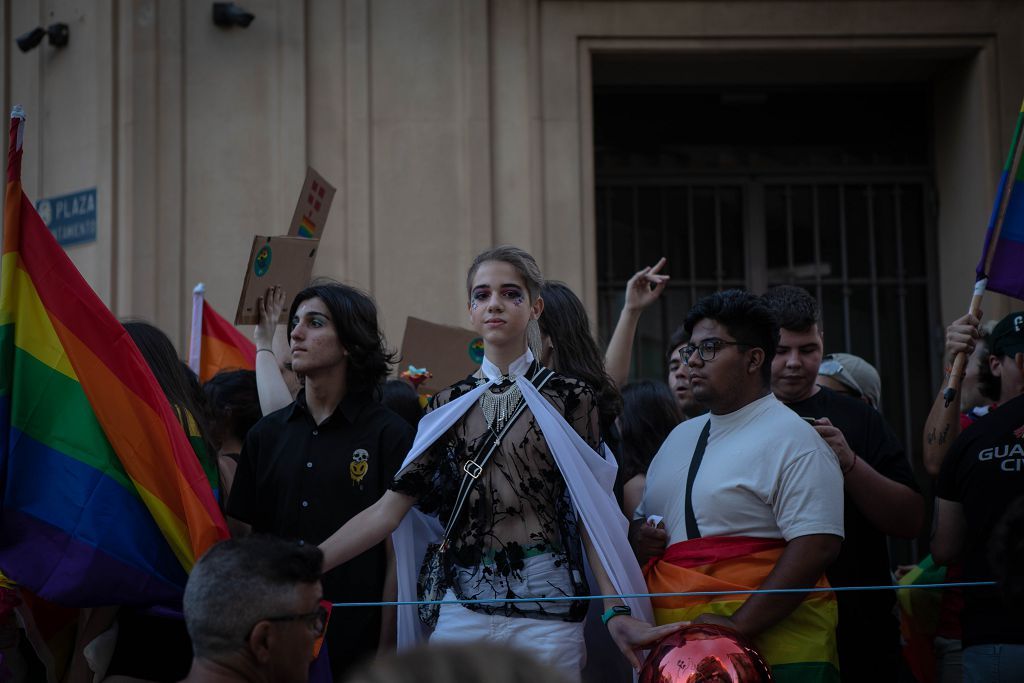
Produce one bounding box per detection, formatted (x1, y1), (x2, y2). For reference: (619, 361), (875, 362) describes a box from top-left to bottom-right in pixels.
(389, 367), (599, 622)
(317, 246), (680, 679)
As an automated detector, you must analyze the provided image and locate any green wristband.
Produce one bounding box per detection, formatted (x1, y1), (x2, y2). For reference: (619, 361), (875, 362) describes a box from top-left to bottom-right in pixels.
(601, 604), (631, 626)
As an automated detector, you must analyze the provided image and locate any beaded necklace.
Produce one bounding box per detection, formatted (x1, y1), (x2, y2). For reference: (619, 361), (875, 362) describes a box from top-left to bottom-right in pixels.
(479, 375), (523, 436)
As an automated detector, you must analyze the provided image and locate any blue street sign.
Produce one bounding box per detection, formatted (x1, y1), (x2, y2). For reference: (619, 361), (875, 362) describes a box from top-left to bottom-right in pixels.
(35, 188), (97, 246)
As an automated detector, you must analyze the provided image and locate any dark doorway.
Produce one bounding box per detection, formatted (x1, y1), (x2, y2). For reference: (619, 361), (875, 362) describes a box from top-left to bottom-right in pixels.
(593, 76), (940, 550)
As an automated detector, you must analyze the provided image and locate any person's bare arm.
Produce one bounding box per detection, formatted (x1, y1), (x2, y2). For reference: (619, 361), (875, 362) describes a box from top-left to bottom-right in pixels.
(377, 537), (398, 652)
(622, 474), (646, 520)
(605, 258), (669, 387)
(254, 285), (294, 415)
(923, 313), (981, 477)
(696, 533), (840, 638)
(581, 525), (684, 671)
(931, 498), (967, 566)
(813, 419), (924, 538)
(319, 490), (416, 572)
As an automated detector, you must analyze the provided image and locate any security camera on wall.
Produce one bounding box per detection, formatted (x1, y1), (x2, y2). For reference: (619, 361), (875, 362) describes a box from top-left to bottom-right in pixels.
(213, 2), (255, 28)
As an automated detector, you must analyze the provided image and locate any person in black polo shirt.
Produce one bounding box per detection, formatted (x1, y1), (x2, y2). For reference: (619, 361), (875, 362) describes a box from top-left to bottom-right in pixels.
(762, 285), (924, 683)
(933, 311), (1024, 682)
(227, 282), (415, 681)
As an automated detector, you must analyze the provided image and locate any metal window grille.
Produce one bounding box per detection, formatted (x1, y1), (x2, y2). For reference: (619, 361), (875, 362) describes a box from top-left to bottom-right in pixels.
(596, 177), (939, 483)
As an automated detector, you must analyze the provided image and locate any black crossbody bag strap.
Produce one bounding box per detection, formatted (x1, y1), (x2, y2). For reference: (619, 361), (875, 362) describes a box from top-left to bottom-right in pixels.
(683, 421), (711, 540)
(440, 366), (554, 544)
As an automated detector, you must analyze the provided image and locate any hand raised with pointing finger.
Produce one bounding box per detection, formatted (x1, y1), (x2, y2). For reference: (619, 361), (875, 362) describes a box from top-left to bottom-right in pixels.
(624, 257), (670, 314)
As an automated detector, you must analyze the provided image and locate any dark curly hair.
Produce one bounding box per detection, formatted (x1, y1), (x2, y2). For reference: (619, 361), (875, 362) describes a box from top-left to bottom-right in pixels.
(618, 380), (682, 482)
(761, 285), (820, 333)
(288, 280), (396, 395)
(684, 289), (780, 386)
(538, 281), (622, 435)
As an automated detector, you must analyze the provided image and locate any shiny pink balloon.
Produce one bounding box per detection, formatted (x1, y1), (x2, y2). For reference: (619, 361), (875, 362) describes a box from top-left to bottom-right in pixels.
(639, 623), (773, 683)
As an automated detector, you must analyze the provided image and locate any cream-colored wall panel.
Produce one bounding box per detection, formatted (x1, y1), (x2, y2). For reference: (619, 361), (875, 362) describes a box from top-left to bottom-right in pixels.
(181, 0), (306, 345)
(9, 0), (45, 204)
(368, 0), (491, 345)
(933, 51), (999, 329)
(7, 1), (114, 301)
(490, 0), (543, 251)
(152, 0), (186, 339)
(305, 0), (347, 288)
(118, 0), (158, 324)
(342, 0), (372, 290)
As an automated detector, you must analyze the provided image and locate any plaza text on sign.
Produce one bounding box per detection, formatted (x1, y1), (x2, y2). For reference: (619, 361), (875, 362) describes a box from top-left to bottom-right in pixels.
(35, 188), (97, 246)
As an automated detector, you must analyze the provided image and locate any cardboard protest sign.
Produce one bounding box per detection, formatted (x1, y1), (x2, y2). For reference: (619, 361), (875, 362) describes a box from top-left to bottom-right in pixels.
(398, 317), (484, 394)
(287, 167), (336, 239)
(235, 236), (319, 324)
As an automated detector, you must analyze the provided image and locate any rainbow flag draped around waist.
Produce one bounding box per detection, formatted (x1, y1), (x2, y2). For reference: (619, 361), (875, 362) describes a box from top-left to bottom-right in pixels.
(644, 536), (839, 683)
(0, 108), (228, 607)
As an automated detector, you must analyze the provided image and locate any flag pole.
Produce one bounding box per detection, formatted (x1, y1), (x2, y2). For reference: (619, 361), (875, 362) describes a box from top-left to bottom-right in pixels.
(944, 101), (1024, 406)
(187, 283), (205, 376)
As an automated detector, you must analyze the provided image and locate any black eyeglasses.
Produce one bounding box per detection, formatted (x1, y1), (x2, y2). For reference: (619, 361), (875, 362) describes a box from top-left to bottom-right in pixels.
(680, 339), (751, 365)
(252, 604), (329, 639)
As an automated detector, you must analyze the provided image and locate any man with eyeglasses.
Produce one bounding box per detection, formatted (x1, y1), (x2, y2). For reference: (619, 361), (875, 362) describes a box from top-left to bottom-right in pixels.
(182, 535), (326, 683)
(761, 285), (924, 683)
(636, 290), (844, 682)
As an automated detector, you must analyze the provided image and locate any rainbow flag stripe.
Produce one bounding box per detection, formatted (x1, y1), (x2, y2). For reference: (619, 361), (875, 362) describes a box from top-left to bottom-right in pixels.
(978, 100), (1024, 299)
(645, 536), (839, 683)
(0, 109), (228, 607)
(199, 299), (255, 383)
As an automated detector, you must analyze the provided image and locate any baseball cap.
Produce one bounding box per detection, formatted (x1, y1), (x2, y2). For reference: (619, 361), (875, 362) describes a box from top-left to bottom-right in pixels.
(989, 311), (1024, 358)
(818, 352), (882, 409)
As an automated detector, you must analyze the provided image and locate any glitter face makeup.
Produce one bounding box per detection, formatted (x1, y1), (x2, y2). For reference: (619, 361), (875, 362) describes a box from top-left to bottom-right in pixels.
(467, 261), (537, 351)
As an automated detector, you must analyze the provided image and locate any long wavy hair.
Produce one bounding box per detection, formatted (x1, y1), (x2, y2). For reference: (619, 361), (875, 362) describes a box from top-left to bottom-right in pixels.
(124, 321), (211, 431)
(617, 380), (683, 482)
(538, 281), (622, 435)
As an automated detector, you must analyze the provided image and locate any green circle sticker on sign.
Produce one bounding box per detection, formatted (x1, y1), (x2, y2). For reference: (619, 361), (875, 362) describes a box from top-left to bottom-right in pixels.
(253, 245), (272, 277)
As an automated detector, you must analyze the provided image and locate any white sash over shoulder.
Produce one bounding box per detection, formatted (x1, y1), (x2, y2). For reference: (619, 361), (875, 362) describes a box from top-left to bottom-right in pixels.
(391, 349), (653, 647)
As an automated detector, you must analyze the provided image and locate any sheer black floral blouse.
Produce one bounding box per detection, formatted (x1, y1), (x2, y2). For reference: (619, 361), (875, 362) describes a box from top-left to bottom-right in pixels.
(389, 364), (601, 622)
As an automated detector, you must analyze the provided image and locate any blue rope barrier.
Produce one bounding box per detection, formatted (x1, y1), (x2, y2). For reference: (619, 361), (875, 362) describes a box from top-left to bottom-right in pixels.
(331, 580), (996, 608)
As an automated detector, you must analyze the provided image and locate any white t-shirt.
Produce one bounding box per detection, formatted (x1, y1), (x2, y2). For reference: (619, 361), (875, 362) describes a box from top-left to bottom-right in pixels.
(636, 392), (844, 545)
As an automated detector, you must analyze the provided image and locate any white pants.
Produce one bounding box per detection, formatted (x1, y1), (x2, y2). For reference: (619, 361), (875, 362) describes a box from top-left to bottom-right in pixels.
(430, 589), (586, 681)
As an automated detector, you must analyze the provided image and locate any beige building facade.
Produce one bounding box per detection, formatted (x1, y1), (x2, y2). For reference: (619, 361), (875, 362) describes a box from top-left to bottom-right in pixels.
(3, 1), (1023, 450)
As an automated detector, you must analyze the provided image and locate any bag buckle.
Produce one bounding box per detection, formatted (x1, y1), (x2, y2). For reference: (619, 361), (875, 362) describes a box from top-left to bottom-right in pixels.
(463, 459), (483, 479)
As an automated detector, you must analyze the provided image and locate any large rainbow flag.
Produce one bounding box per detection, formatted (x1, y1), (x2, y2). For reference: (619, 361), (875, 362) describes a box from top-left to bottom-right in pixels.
(0, 107), (229, 607)
(978, 100), (1024, 300)
(187, 284), (256, 384)
(645, 536), (839, 683)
